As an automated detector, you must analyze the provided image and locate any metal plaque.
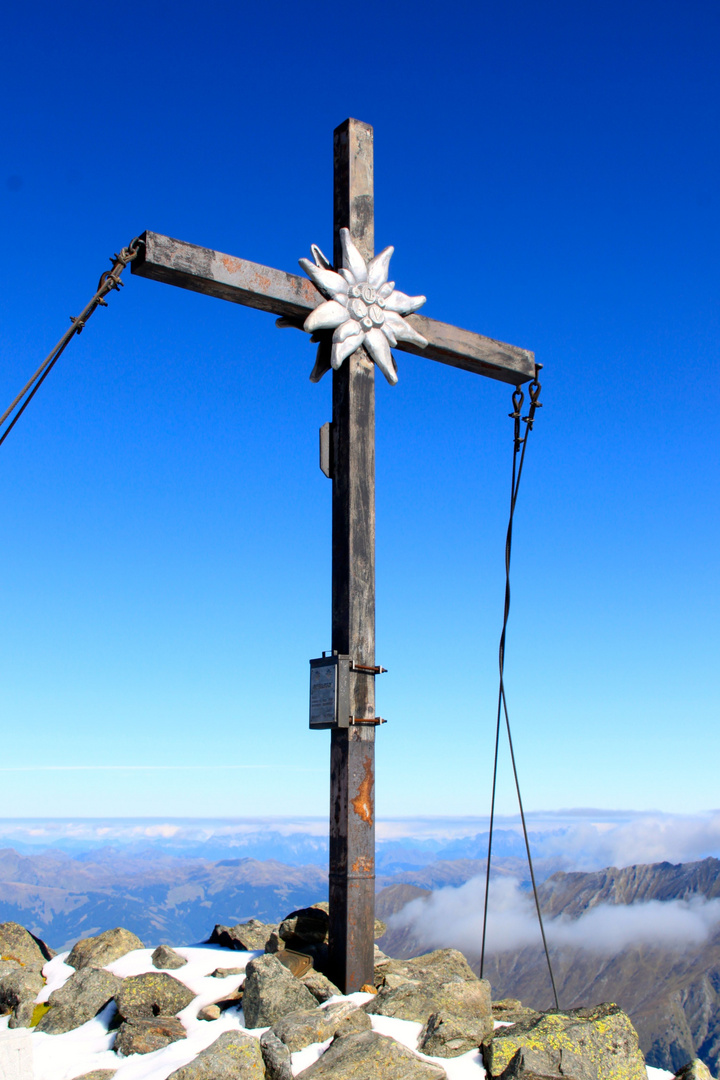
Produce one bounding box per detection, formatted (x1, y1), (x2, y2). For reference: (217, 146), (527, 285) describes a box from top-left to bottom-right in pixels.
(309, 654), (350, 729)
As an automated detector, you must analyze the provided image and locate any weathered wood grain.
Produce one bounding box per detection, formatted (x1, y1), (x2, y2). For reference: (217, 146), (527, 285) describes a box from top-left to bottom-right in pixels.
(329, 118), (377, 996)
(132, 231), (320, 319)
(132, 231), (534, 385)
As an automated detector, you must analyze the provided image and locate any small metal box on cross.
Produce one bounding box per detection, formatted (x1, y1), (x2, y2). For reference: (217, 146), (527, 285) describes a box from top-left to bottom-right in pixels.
(132, 118), (535, 993)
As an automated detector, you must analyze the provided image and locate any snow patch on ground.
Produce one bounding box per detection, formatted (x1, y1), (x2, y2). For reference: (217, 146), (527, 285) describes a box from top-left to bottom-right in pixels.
(0, 944), (684, 1080)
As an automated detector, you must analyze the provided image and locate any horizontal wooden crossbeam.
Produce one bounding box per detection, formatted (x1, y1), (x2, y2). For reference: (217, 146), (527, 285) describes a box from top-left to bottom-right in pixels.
(132, 231), (535, 385)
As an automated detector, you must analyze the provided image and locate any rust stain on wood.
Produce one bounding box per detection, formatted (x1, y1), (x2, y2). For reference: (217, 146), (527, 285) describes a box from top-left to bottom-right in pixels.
(351, 854), (373, 874)
(350, 756), (374, 825)
(221, 255), (243, 274)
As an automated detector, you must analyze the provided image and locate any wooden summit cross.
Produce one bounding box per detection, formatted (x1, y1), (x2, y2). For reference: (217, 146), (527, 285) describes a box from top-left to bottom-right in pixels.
(131, 118), (535, 993)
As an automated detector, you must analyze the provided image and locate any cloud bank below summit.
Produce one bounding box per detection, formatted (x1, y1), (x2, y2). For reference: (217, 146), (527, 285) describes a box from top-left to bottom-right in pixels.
(392, 876), (720, 956)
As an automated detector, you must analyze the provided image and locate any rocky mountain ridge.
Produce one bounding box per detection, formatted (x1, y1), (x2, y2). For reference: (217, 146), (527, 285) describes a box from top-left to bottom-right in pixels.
(379, 856), (720, 1074)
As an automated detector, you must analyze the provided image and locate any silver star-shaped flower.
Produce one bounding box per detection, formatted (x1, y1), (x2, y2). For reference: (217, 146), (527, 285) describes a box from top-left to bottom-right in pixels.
(299, 228), (428, 385)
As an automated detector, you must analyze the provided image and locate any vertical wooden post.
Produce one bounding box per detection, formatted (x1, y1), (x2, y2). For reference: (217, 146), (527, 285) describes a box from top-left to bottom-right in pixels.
(328, 118), (376, 993)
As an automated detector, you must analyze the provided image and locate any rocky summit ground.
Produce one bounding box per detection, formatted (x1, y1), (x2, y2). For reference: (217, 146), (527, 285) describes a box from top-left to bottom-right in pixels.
(0, 912), (708, 1079)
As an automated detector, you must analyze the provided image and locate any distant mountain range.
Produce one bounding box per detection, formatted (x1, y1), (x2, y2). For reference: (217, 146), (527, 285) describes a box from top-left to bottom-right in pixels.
(378, 856), (720, 1075)
(0, 847), (328, 950)
(5, 842), (720, 1073)
(0, 826), (547, 872)
(0, 842), (537, 950)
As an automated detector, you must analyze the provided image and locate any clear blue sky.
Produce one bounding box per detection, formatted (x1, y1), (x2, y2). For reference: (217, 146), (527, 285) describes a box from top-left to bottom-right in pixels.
(0, 0), (717, 820)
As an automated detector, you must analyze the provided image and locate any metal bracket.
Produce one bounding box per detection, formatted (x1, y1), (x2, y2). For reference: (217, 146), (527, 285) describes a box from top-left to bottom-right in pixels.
(350, 661), (387, 675)
(349, 717), (387, 726)
(319, 421), (333, 479)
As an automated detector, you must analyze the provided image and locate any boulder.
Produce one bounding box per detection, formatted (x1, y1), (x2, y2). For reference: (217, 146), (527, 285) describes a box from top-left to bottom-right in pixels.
(260, 1029), (293, 1080)
(483, 1003), (647, 1080)
(265, 931), (286, 954)
(207, 919), (274, 951)
(71, 1073), (118, 1080)
(242, 952), (318, 1028)
(271, 1000), (369, 1052)
(201, 989), (242, 1015)
(114, 1015), (187, 1055)
(114, 971), (195, 1020)
(36, 967), (122, 1034)
(151, 945), (187, 970)
(492, 998), (541, 1025)
(373, 948), (477, 989)
(0, 967), (45, 1027)
(278, 906), (329, 947)
(367, 948), (493, 1054)
(674, 1064), (714, 1080)
(210, 967), (245, 978)
(0, 960), (21, 978)
(295, 1029), (447, 1078)
(67, 927), (144, 970)
(166, 1030), (265, 1079)
(301, 969), (342, 1003)
(334, 1009), (374, 1038)
(198, 1004), (221, 1021)
(0, 922), (53, 970)
(275, 906), (331, 971)
(419, 995), (493, 1058)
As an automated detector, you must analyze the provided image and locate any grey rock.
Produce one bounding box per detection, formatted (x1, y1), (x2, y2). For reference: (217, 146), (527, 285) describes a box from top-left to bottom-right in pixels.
(0, 921), (53, 970)
(271, 1000), (366, 1052)
(421, 983), (493, 1057)
(420, 991), (493, 1058)
(202, 989), (242, 1014)
(261, 1028), (293, 1080)
(166, 1030), (265, 1079)
(367, 948), (492, 1052)
(296, 1029), (447, 1078)
(67, 927), (144, 970)
(152, 945), (187, 970)
(279, 906), (329, 947)
(674, 1063), (714, 1080)
(36, 967), (123, 1033)
(0, 960), (21, 977)
(302, 969), (342, 1003)
(374, 919), (387, 939)
(374, 945), (389, 964)
(210, 967), (245, 978)
(197, 1004), (221, 1021)
(274, 906), (332, 973)
(115, 971), (195, 1021)
(373, 948), (477, 989)
(483, 1003), (647, 1080)
(115, 1015), (187, 1055)
(265, 931), (285, 953)
(71, 1072), (118, 1080)
(0, 967), (44, 1028)
(242, 952), (318, 1028)
(492, 998), (541, 1025)
(207, 919), (275, 951)
(333, 1009), (373, 1038)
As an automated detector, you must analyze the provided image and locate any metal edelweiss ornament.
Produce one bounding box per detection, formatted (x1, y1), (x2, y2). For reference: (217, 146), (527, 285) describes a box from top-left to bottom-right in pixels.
(299, 228), (428, 385)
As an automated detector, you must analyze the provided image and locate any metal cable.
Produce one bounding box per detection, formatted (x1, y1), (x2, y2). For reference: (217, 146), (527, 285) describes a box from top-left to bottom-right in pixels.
(479, 370), (559, 1010)
(0, 237), (143, 448)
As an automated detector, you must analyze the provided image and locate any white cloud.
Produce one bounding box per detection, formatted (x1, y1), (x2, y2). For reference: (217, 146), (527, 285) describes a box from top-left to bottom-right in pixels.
(535, 811), (720, 870)
(390, 876), (720, 956)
